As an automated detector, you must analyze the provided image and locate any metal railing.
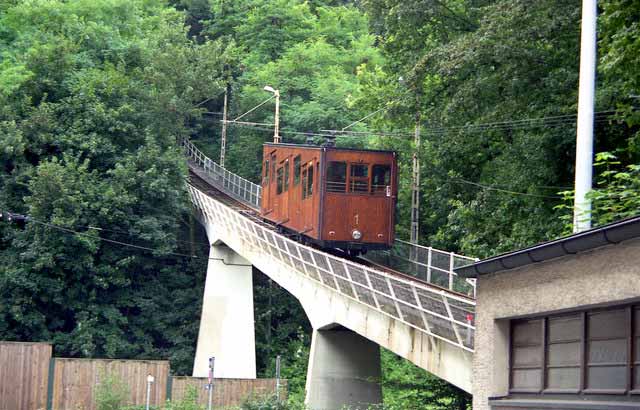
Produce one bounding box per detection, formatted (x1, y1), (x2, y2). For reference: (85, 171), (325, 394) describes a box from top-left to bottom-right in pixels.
(188, 183), (476, 351)
(181, 138), (262, 210)
(181, 137), (477, 297)
(366, 240), (478, 298)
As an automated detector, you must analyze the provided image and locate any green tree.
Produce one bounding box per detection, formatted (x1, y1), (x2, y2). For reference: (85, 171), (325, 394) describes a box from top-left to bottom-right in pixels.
(0, 0), (230, 373)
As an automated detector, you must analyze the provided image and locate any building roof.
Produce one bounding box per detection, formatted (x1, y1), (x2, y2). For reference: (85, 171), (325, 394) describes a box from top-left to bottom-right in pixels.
(456, 215), (640, 278)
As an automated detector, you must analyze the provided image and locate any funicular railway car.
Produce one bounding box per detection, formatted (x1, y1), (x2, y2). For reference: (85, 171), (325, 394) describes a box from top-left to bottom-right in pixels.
(260, 142), (398, 254)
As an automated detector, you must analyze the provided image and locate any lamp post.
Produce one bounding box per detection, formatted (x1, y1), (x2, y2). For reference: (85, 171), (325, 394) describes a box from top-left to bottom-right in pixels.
(145, 374), (154, 410)
(264, 86), (280, 143)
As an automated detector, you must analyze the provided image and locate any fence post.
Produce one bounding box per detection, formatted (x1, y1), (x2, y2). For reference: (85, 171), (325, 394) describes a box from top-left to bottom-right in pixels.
(46, 357), (55, 410)
(166, 375), (173, 402)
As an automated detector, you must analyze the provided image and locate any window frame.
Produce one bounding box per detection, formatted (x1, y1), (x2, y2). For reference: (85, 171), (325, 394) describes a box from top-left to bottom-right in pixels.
(263, 160), (270, 185)
(371, 164), (392, 195)
(293, 155), (301, 186)
(509, 304), (639, 398)
(283, 158), (290, 192)
(276, 166), (284, 195)
(348, 163), (370, 194)
(326, 161), (347, 193)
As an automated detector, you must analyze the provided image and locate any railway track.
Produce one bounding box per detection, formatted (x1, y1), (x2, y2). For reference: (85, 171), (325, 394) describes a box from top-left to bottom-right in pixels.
(188, 168), (474, 303)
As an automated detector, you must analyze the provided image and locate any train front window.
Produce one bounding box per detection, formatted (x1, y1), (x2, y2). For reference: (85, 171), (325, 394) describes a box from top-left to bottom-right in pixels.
(371, 164), (391, 194)
(293, 155), (301, 185)
(276, 167), (284, 195)
(349, 163), (369, 193)
(327, 161), (347, 192)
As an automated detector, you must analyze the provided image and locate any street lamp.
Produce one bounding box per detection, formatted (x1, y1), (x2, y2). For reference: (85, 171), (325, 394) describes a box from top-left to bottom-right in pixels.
(264, 85), (280, 143)
(145, 374), (155, 410)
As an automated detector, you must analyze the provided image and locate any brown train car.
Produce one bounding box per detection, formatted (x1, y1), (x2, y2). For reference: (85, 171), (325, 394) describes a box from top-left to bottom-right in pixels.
(260, 142), (397, 253)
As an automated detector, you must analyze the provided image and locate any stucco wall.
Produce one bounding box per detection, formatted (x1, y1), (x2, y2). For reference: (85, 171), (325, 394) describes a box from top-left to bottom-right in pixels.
(472, 238), (640, 410)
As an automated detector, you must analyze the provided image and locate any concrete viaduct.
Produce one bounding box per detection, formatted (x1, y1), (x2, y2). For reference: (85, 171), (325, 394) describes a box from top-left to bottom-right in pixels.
(181, 139), (476, 409)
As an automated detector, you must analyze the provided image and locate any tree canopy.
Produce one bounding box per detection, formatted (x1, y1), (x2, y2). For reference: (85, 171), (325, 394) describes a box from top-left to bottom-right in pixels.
(1, 0), (639, 407)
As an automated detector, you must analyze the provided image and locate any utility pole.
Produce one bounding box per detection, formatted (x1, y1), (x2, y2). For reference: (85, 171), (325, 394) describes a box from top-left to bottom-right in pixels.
(410, 110), (421, 245)
(220, 86), (228, 168)
(573, 0), (597, 233)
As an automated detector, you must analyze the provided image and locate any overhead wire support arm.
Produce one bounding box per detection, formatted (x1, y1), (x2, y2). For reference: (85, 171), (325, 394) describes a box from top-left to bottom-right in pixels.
(340, 104), (390, 131)
(232, 94), (275, 122)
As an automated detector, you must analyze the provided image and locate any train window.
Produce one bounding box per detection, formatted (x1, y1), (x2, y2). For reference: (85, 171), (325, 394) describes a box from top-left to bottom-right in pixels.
(302, 161), (314, 199)
(294, 155), (301, 185)
(263, 160), (269, 185)
(371, 165), (391, 194)
(349, 163), (369, 193)
(271, 154), (276, 183)
(307, 162), (314, 197)
(284, 159), (290, 192)
(327, 161), (347, 192)
(302, 166), (308, 199)
(276, 167), (284, 195)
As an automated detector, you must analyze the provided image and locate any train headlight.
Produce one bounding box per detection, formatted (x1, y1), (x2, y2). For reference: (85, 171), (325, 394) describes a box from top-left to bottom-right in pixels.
(352, 229), (362, 240)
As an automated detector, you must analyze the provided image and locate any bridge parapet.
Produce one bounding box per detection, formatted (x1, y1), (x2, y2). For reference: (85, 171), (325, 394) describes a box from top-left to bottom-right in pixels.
(188, 183), (476, 352)
(181, 138), (477, 298)
(181, 138), (262, 209)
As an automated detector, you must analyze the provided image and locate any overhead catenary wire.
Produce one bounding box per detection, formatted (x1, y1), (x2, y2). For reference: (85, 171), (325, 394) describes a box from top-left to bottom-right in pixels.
(324, 110), (621, 139)
(226, 113), (617, 142)
(448, 178), (565, 199)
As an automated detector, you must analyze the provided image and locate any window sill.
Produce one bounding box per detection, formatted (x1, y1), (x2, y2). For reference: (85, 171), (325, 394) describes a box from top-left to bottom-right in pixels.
(490, 398), (640, 409)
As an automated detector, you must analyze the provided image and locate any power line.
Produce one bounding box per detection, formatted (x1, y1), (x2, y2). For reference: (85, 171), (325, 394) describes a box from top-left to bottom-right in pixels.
(76, 224), (211, 247)
(2, 211), (251, 266)
(226, 121), (335, 138)
(448, 178), (564, 199)
(325, 110), (621, 139)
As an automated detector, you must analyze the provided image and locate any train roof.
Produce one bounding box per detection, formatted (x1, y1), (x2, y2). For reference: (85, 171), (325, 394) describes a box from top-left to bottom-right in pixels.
(264, 142), (396, 155)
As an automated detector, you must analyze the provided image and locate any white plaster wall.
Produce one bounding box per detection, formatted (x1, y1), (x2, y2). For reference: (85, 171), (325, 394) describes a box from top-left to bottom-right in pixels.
(472, 238), (640, 410)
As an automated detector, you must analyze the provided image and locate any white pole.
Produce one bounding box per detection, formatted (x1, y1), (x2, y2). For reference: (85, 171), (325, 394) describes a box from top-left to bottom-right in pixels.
(573, 0), (597, 233)
(275, 355), (281, 401)
(207, 357), (215, 410)
(145, 374), (154, 410)
(274, 90), (280, 143)
(220, 87), (228, 168)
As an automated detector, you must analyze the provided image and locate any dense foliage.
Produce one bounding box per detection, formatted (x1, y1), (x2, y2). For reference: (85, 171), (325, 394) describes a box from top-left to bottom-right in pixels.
(1, 0), (639, 408)
(0, 0), (233, 373)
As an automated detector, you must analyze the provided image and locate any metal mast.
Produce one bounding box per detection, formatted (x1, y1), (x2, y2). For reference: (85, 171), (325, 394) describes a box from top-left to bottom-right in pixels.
(220, 86), (228, 168)
(410, 111), (421, 244)
(573, 0), (597, 232)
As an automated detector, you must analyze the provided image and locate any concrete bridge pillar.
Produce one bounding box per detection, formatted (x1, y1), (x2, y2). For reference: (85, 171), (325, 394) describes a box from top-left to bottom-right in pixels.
(192, 243), (256, 378)
(305, 327), (382, 410)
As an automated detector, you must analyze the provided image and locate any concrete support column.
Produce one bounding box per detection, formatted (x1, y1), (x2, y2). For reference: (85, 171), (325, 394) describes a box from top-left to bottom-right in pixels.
(192, 243), (256, 379)
(305, 328), (382, 410)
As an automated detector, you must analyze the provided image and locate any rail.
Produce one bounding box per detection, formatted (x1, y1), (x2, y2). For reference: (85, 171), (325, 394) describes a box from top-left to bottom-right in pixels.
(181, 138), (262, 210)
(188, 183), (476, 351)
(181, 137), (477, 297)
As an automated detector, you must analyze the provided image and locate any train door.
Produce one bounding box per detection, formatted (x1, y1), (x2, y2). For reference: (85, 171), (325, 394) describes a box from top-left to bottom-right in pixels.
(277, 156), (290, 223)
(266, 150), (276, 215)
(301, 158), (315, 232)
